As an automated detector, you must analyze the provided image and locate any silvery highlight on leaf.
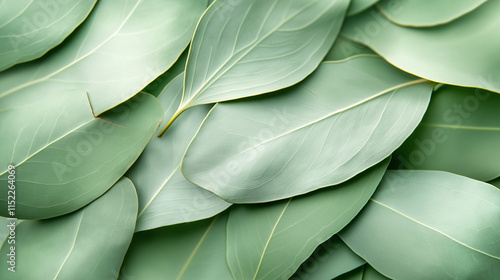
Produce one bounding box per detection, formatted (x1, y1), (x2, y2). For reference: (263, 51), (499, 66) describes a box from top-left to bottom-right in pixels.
(0, 0), (498, 279)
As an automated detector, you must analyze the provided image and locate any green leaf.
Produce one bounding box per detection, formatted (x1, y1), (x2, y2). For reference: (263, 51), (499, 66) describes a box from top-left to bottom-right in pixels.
(0, 177), (138, 279)
(0, 92), (162, 219)
(158, 0), (350, 136)
(120, 213), (233, 280)
(347, 0), (379, 16)
(0, 0), (97, 71)
(226, 160), (388, 280)
(339, 170), (500, 280)
(182, 55), (433, 203)
(127, 75), (230, 232)
(291, 235), (366, 280)
(333, 265), (391, 280)
(324, 36), (375, 61)
(0, 0), (207, 115)
(144, 48), (189, 97)
(377, 0), (487, 27)
(342, 1), (500, 93)
(490, 178), (500, 189)
(391, 85), (500, 181)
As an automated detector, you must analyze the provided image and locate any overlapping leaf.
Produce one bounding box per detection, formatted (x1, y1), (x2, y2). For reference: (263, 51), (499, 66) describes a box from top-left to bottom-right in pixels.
(226, 160), (388, 280)
(347, 0), (379, 16)
(377, 0), (487, 27)
(291, 235), (366, 280)
(158, 0), (351, 135)
(392, 86), (500, 181)
(127, 75), (230, 232)
(120, 213), (233, 280)
(342, 0), (500, 93)
(340, 170), (500, 280)
(0, 177), (138, 280)
(182, 55), (433, 203)
(0, 0), (206, 115)
(0, 93), (162, 219)
(333, 265), (391, 280)
(0, 0), (97, 71)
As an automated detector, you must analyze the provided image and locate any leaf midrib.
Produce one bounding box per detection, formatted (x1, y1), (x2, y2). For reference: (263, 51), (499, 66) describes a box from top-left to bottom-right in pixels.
(252, 198), (292, 280)
(54, 211), (85, 279)
(419, 123), (500, 131)
(224, 79), (428, 161)
(370, 198), (500, 260)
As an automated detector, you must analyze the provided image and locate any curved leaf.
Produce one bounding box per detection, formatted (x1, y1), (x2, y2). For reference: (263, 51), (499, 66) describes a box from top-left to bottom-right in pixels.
(333, 265), (391, 280)
(339, 170), (500, 280)
(120, 213), (233, 280)
(0, 92), (162, 219)
(377, 0), (487, 27)
(144, 48), (189, 97)
(342, 0), (500, 93)
(158, 0), (350, 136)
(392, 85), (500, 181)
(0, 177), (138, 279)
(0, 0), (97, 71)
(291, 235), (366, 280)
(0, 0), (206, 114)
(347, 0), (379, 16)
(182, 55), (432, 203)
(226, 160), (388, 280)
(127, 75), (230, 232)
(324, 36), (375, 61)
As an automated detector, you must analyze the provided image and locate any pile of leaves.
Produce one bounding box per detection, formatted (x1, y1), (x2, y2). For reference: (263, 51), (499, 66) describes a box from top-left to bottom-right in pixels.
(1, 0), (499, 279)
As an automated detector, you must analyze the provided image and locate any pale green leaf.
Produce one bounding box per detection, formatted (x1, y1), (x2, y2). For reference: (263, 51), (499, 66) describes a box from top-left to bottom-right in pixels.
(182, 55), (432, 203)
(0, 177), (138, 279)
(342, 1), (500, 93)
(120, 213), (233, 280)
(392, 85), (500, 181)
(144, 48), (189, 97)
(127, 75), (230, 232)
(226, 160), (388, 280)
(324, 36), (374, 61)
(0, 0), (97, 71)
(377, 0), (487, 27)
(0, 93), (162, 219)
(158, 0), (350, 136)
(347, 0), (379, 16)
(0, 0), (207, 114)
(339, 170), (500, 280)
(333, 265), (391, 280)
(291, 235), (366, 280)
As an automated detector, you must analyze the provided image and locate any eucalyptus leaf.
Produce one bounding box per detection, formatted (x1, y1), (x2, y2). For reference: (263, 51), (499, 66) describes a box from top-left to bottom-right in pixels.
(0, 177), (138, 279)
(0, 0), (206, 114)
(0, 93), (162, 219)
(226, 160), (388, 280)
(377, 0), (487, 27)
(342, 0), (500, 93)
(391, 85), (500, 181)
(324, 36), (374, 61)
(0, 0), (97, 71)
(347, 0), (379, 16)
(339, 170), (500, 280)
(127, 75), (230, 232)
(120, 213), (233, 280)
(144, 48), (189, 97)
(333, 265), (391, 280)
(291, 235), (366, 280)
(158, 0), (350, 136)
(182, 55), (432, 203)
(490, 178), (500, 189)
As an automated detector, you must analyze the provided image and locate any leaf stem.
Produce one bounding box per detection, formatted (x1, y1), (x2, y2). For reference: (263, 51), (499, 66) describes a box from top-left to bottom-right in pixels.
(157, 108), (184, 138)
